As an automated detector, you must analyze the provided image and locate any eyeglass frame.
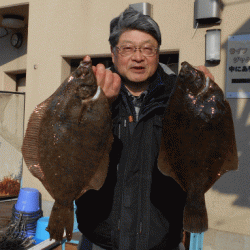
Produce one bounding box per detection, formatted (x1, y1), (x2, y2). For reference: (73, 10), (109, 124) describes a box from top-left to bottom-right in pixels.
(115, 44), (159, 57)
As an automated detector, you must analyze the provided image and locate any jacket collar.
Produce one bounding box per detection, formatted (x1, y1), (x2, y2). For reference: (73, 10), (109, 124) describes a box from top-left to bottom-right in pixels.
(110, 64), (176, 117)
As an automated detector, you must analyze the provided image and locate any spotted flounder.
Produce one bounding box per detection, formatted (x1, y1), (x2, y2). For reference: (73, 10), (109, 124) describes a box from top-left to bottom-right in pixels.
(22, 56), (113, 241)
(158, 62), (238, 233)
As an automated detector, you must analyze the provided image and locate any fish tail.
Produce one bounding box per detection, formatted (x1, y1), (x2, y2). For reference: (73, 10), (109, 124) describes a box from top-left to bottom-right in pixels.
(183, 191), (208, 233)
(47, 201), (74, 241)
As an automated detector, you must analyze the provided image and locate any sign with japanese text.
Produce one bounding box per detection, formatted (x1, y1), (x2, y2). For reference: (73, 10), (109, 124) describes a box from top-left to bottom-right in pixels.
(226, 34), (250, 98)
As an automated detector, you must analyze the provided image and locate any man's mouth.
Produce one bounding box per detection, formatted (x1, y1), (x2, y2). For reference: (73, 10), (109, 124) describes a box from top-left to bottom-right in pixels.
(131, 66), (146, 72)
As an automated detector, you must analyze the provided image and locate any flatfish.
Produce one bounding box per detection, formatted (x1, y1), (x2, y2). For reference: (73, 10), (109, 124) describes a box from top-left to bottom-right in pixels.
(158, 62), (238, 233)
(22, 56), (113, 241)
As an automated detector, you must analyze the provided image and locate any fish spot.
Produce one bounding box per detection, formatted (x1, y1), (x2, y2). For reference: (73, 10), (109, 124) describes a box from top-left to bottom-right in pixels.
(68, 76), (74, 82)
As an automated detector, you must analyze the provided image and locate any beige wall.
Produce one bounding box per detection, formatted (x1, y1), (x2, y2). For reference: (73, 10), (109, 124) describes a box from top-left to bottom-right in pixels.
(1, 0), (250, 237)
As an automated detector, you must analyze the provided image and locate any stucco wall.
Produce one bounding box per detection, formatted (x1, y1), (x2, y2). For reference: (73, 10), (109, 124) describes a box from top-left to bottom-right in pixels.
(0, 0), (250, 237)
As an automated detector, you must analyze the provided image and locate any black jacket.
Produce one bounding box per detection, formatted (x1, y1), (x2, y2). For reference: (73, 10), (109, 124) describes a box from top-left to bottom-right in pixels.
(75, 64), (187, 250)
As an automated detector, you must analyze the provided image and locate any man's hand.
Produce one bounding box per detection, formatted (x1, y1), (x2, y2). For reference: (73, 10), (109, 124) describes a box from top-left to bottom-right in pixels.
(196, 65), (215, 81)
(92, 63), (121, 105)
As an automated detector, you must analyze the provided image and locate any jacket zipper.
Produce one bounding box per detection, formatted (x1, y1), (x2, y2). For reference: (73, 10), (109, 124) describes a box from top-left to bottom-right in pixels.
(139, 222), (142, 234)
(118, 219), (121, 231)
(117, 123), (121, 171)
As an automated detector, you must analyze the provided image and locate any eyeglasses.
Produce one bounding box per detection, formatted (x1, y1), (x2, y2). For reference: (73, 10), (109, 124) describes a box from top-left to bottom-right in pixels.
(116, 45), (159, 57)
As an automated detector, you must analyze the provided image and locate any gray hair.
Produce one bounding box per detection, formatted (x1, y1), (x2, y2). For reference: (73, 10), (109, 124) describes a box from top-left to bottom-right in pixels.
(109, 7), (162, 48)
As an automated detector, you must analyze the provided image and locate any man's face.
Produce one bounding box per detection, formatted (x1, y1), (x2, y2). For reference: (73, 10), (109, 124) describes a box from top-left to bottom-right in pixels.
(111, 30), (159, 83)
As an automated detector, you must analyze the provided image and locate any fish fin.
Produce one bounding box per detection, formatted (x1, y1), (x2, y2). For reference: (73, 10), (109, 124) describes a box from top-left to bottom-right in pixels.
(22, 101), (54, 198)
(76, 189), (87, 200)
(89, 134), (113, 190)
(204, 139), (238, 193)
(47, 201), (74, 242)
(204, 102), (238, 193)
(220, 101), (238, 173)
(22, 101), (48, 178)
(27, 163), (55, 199)
(220, 103), (238, 175)
(183, 191), (208, 233)
(158, 138), (186, 191)
(204, 141), (238, 193)
(77, 134), (113, 199)
(223, 139), (238, 172)
(75, 146), (110, 199)
(87, 157), (108, 190)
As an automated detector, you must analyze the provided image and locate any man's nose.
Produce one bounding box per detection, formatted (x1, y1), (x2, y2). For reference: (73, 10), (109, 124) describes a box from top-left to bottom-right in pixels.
(131, 49), (145, 61)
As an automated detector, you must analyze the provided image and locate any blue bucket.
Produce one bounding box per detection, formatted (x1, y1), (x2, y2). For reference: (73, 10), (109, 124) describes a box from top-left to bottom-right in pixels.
(15, 188), (40, 213)
(12, 206), (42, 238)
(12, 188), (42, 239)
(34, 217), (50, 244)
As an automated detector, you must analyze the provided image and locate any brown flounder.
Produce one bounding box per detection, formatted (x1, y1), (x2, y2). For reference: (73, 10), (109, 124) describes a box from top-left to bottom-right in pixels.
(22, 56), (113, 241)
(158, 62), (238, 233)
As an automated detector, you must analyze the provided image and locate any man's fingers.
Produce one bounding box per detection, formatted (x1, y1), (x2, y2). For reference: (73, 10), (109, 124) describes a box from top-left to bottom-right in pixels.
(106, 72), (121, 105)
(92, 65), (97, 75)
(102, 70), (113, 91)
(95, 64), (106, 84)
(85, 60), (121, 101)
(112, 73), (121, 93)
(89, 62), (121, 104)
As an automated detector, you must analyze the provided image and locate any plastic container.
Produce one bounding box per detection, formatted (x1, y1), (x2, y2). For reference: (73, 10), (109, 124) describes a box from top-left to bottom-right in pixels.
(12, 188), (42, 239)
(15, 188), (40, 213)
(34, 217), (50, 244)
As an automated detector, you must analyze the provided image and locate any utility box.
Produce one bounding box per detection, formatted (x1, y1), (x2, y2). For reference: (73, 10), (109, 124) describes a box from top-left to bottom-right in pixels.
(194, 0), (221, 25)
(129, 2), (152, 17)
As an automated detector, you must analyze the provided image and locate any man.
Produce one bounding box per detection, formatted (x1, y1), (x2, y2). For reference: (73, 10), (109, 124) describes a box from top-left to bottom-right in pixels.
(76, 7), (214, 250)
